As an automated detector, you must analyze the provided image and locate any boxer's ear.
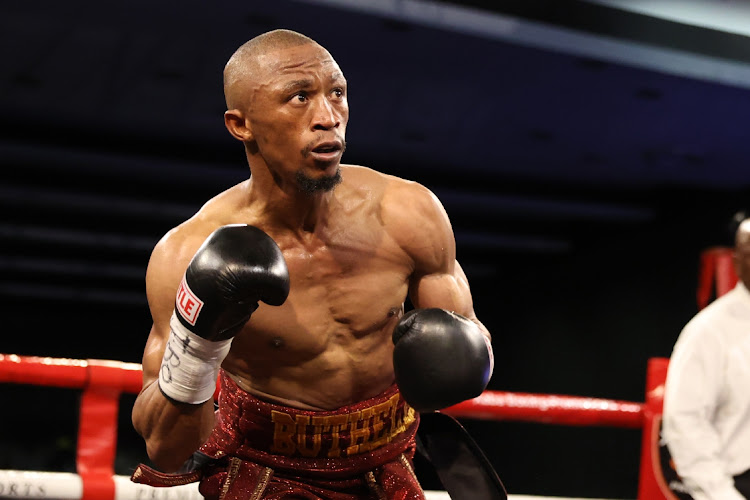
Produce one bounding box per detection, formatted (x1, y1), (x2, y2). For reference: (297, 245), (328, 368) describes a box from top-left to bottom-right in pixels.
(224, 109), (253, 142)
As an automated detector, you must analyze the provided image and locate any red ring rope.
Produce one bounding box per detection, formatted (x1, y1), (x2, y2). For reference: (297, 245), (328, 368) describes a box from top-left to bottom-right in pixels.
(447, 390), (643, 428)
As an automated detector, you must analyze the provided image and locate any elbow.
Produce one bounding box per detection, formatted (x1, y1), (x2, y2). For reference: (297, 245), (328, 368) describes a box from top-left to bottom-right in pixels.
(130, 386), (212, 473)
(131, 407), (195, 473)
(145, 441), (195, 473)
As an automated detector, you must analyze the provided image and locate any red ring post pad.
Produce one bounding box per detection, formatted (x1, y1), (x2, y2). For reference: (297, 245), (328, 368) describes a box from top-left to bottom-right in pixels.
(0, 355), (143, 500)
(444, 390), (644, 428)
(636, 357), (674, 500)
(77, 364), (125, 478)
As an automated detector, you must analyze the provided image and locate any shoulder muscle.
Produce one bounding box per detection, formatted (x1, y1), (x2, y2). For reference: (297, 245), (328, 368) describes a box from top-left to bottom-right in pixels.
(382, 177), (455, 275)
(146, 219), (216, 330)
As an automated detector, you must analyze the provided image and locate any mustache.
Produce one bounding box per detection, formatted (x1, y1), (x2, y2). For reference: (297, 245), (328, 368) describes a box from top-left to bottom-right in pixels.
(301, 135), (347, 157)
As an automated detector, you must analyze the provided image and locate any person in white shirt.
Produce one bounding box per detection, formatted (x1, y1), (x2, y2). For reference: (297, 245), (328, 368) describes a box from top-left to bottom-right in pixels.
(663, 217), (750, 500)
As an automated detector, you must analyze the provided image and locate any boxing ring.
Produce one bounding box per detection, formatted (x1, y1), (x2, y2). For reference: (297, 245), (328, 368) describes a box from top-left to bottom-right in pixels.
(1, 229), (734, 500)
(0, 353), (674, 500)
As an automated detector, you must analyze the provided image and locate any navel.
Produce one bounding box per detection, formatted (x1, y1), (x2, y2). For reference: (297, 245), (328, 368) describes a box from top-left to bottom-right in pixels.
(270, 337), (285, 349)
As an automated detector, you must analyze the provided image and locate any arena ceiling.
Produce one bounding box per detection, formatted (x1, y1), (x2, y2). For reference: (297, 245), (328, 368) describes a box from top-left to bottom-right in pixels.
(2, 0), (750, 302)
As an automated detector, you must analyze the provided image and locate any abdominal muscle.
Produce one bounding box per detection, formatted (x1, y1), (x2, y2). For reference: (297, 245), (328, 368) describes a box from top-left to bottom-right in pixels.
(220, 302), (403, 411)
(211, 187), (412, 411)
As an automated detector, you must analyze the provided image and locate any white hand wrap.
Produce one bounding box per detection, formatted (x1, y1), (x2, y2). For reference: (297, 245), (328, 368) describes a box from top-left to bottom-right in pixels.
(157, 313), (233, 404)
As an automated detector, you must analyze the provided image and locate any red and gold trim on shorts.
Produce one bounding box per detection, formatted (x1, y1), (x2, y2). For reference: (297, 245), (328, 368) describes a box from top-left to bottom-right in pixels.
(269, 391), (417, 458)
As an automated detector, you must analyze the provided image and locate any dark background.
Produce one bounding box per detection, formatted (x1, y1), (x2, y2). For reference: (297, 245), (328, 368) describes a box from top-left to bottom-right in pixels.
(2, 0), (750, 498)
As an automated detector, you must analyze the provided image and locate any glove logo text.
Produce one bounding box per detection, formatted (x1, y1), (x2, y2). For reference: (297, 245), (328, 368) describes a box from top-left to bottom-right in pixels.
(177, 278), (204, 326)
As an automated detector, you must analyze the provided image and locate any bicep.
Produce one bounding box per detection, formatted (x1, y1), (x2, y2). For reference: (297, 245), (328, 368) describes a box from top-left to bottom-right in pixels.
(139, 255), (177, 390)
(394, 185), (480, 319)
(140, 325), (168, 389)
(409, 259), (490, 343)
(140, 230), (197, 387)
(386, 179), (487, 332)
(410, 260), (474, 317)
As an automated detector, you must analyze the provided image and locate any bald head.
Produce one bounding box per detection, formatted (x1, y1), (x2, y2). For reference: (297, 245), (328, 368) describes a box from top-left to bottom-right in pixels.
(224, 29), (319, 109)
(735, 218), (750, 289)
(736, 219), (750, 247)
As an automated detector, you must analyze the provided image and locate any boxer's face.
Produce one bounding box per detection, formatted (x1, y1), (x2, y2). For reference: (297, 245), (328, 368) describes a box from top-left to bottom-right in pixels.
(247, 43), (348, 193)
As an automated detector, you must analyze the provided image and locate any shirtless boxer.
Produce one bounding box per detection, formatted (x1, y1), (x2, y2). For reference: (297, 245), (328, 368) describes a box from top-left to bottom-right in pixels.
(131, 29), (494, 499)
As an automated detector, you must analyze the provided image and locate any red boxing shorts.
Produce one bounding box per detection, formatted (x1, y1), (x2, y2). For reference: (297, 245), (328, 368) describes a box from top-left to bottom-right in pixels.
(132, 371), (424, 500)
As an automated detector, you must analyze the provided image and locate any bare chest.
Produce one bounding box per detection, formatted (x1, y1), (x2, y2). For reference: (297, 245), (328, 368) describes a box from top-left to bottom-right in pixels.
(290, 226), (409, 322)
(241, 224), (412, 348)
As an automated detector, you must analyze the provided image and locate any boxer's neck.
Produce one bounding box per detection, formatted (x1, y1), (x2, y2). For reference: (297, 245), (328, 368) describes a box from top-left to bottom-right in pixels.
(247, 176), (333, 235)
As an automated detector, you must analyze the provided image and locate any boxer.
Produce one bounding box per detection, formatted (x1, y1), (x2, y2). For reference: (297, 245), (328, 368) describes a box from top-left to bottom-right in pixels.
(131, 29), (495, 499)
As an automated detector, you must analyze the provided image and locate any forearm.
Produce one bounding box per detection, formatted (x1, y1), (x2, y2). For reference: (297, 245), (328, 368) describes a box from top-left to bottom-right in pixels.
(134, 224), (288, 470)
(132, 381), (216, 472)
(674, 453), (744, 500)
(664, 415), (743, 500)
(468, 315), (491, 342)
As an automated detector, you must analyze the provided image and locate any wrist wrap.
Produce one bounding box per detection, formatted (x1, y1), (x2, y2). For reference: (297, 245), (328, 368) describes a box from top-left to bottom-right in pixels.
(157, 313), (232, 404)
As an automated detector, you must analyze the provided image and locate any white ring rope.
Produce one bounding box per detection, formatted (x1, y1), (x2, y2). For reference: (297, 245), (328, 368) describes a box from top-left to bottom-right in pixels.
(0, 470), (624, 500)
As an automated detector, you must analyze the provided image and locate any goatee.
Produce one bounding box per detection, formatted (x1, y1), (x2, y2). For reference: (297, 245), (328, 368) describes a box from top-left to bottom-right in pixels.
(296, 169), (342, 194)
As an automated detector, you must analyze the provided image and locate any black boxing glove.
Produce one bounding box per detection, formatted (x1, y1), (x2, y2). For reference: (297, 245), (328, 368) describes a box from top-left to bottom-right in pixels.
(175, 224), (289, 340)
(159, 224), (290, 404)
(393, 308), (494, 413)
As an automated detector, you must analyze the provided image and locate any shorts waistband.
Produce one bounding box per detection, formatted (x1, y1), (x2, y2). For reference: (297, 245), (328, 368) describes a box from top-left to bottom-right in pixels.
(203, 371), (418, 463)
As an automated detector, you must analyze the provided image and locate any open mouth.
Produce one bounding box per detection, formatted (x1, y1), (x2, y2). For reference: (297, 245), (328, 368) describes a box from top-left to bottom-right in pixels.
(312, 142), (342, 154)
(309, 141), (344, 164)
